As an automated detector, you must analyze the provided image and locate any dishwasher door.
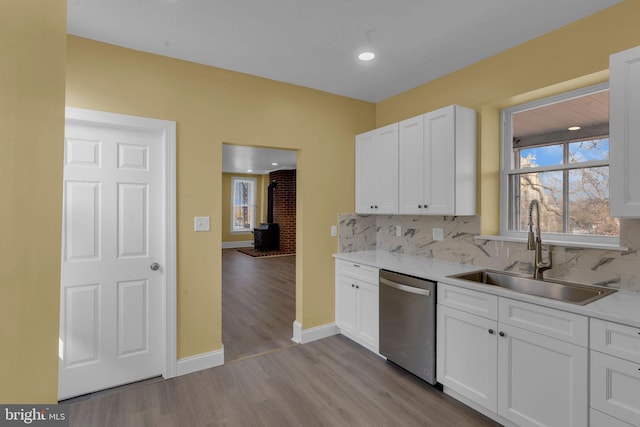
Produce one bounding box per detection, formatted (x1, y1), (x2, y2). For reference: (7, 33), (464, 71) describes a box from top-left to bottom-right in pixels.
(379, 270), (436, 384)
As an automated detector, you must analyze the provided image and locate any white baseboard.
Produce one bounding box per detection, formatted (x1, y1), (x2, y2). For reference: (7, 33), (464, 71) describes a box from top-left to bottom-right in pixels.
(292, 320), (339, 344)
(176, 346), (225, 376)
(222, 240), (253, 249)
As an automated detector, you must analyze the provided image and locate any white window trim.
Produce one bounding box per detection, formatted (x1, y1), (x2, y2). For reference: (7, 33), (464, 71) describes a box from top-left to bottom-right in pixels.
(230, 176), (257, 233)
(499, 82), (620, 248)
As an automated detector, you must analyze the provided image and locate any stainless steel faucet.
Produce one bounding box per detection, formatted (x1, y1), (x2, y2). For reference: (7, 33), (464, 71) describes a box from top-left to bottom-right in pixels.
(527, 200), (552, 280)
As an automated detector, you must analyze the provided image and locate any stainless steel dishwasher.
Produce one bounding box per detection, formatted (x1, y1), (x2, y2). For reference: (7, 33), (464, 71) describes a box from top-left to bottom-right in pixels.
(379, 269), (437, 385)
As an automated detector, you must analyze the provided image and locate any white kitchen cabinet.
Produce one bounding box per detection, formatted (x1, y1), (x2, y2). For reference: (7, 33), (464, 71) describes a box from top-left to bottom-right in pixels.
(610, 45), (640, 217)
(437, 282), (588, 427)
(335, 260), (379, 352)
(590, 318), (640, 427)
(398, 105), (476, 215)
(497, 323), (588, 427)
(355, 123), (398, 214)
(437, 304), (498, 411)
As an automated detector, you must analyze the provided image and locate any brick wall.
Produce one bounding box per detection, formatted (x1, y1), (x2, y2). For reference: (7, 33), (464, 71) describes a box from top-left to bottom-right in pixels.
(269, 169), (296, 254)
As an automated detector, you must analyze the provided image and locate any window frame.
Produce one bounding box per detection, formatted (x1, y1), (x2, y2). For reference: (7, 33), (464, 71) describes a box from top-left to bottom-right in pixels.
(230, 176), (257, 233)
(499, 82), (618, 246)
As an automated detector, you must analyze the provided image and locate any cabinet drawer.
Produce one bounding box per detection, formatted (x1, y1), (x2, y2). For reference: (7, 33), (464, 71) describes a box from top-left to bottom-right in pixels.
(438, 283), (498, 320)
(591, 318), (640, 364)
(336, 260), (378, 283)
(590, 409), (634, 427)
(591, 351), (640, 426)
(498, 298), (588, 346)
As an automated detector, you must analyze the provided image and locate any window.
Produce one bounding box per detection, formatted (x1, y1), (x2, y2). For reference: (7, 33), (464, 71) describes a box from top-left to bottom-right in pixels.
(500, 83), (619, 245)
(231, 177), (256, 232)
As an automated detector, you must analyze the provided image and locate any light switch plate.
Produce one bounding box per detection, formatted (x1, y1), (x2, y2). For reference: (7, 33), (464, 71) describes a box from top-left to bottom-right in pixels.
(194, 216), (210, 232)
(331, 225), (337, 237)
(395, 225), (402, 237)
(433, 227), (444, 241)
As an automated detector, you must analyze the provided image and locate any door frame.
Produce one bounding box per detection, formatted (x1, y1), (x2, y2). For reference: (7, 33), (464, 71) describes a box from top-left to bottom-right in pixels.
(63, 107), (177, 380)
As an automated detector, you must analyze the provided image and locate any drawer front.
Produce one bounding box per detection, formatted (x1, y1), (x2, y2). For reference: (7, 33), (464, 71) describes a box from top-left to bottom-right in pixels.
(336, 260), (378, 283)
(591, 351), (640, 427)
(498, 298), (588, 346)
(438, 283), (498, 320)
(591, 318), (640, 364)
(590, 409), (634, 427)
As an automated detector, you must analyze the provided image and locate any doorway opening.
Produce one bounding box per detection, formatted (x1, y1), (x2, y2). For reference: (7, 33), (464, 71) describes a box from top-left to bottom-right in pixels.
(221, 144), (297, 363)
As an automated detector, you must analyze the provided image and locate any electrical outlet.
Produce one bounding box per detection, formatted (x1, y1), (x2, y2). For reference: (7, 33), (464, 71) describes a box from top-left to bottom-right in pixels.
(432, 227), (444, 241)
(395, 225), (402, 237)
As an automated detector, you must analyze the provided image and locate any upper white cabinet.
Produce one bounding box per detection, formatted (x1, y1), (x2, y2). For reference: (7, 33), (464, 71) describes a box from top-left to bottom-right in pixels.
(355, 123), (399, 214)
(399, 105), (477, 215)
(610, 45), (640, 217)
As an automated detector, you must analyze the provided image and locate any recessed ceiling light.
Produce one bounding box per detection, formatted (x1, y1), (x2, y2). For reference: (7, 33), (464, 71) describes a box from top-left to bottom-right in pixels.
(247, 169), (253, 173)
(568, 126), (581, 131)
(272, 162), (278, 166)
(358, 52), (375, 61)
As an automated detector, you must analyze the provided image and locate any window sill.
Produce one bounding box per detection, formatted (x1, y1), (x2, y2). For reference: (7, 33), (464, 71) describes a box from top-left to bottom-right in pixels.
(231, 230), (253, 235)
(475, 235), (628, 251)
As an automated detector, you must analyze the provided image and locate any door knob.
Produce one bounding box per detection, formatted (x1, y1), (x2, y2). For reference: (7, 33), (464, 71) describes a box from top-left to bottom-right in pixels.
(150, 262), (161, 271)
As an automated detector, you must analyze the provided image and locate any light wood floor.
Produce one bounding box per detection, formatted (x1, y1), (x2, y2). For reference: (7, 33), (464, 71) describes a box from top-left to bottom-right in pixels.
(222, 248), (296, 363)
(68, 249), (500, 426)
(69, 335), (500, 426)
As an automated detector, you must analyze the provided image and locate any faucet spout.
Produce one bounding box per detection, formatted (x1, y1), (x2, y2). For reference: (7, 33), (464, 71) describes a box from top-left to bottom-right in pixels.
(527, 200), (552, 280)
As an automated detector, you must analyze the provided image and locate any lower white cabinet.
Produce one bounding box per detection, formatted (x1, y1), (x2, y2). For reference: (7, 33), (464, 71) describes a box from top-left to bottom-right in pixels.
(437, 283), (588, 427)
(590, 318), (640, 427)
(335, 260), (379, 352)
(437, 304), (498, 411)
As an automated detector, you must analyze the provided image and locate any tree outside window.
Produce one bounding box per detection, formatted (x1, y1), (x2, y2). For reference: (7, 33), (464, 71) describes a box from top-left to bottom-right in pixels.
(231, 177), (256, 232)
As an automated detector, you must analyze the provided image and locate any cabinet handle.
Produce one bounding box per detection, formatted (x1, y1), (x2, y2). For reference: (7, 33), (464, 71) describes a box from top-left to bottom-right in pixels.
(418, 205), (422, 208)
(370, 205), (374, 209)
(374, 205), (378, 209)
(356, 285), (360, 289)
(499, 331), (505, 337)
(353, 264), (360, 268)
(351, 284), (355, 288)
(488, 329), (494, 335)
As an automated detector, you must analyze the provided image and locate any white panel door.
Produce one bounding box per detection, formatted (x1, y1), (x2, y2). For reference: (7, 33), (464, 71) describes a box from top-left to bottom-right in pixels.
(59, 122), (164, 399)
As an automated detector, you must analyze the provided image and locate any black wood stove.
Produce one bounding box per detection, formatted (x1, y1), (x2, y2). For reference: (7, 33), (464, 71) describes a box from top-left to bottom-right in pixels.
(253, 181), (280, 251)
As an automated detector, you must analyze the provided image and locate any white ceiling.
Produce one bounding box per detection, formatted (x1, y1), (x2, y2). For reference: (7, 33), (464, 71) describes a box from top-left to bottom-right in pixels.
(222, 145), (297, 175)
(67, 0), (621, 103)
(67, 0), (622, 173)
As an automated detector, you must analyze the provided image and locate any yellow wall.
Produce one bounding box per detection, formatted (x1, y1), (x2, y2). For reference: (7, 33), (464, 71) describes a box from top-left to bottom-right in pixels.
(221, 173), (268, 243)
(376, 0), (640, 233)
(0, 2), (67, 403)
(66, 36), (375, 360)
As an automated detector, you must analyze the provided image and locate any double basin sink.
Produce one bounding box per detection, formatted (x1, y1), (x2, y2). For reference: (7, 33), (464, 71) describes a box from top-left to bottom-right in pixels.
(447, 269), (616, 305)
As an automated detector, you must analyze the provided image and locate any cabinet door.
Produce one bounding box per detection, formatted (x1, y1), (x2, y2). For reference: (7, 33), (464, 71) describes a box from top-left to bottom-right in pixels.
(375, 123), (399, 214)
(591, 351), (640, 426)
(497, 324), (588, 427)
(398, 115), (425, 214)
(437, 305), (498, 411)
(423, 106), (455, 214)
(610, 45), (640, 217)
(336, 275), (358, 338)
(355, 131), (377, 214)
(356, 280), (379, 351)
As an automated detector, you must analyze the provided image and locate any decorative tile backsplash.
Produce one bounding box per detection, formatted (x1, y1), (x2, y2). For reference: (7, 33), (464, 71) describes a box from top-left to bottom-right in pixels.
(338, 213), (640, 292)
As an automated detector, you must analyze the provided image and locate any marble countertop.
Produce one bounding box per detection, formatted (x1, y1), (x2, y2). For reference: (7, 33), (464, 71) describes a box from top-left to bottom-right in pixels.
(334, 250), (640, 329)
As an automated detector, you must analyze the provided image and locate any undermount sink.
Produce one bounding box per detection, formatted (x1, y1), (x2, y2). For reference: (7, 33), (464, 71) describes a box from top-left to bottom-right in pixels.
(447, 269), (617, 305)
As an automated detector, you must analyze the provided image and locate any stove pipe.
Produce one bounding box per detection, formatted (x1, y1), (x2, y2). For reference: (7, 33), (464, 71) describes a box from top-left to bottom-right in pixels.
(267, 181), (277, 224)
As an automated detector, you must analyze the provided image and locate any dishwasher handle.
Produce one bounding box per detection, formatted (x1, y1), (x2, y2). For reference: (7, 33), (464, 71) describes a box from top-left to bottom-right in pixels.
(379, 277), (432, 296)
